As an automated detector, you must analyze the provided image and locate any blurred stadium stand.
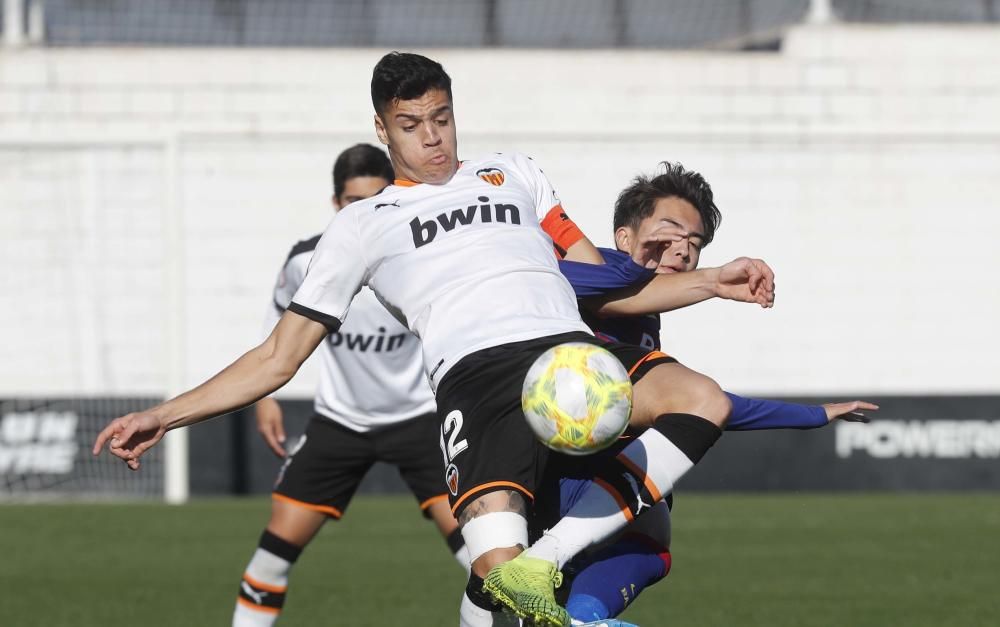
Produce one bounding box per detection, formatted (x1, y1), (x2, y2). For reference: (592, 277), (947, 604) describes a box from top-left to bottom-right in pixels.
(835, 0), (1000, 22)
(21, 0), (805, 49)
(4, 0), (988, 50)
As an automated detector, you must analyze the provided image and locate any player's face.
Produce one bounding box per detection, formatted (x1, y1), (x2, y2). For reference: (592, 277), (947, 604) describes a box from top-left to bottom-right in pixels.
(333, 175), (391, 210)
(374, 88), (459, 186)
(625, 196), (706, 274)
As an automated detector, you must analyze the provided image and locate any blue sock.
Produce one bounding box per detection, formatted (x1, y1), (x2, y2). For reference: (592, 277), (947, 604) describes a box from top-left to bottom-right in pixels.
(565, 539), (671, 621)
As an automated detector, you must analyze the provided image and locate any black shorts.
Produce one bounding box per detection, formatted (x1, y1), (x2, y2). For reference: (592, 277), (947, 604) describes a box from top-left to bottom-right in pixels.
(272, 412), (446, 519)
(435, 331), (674, 517)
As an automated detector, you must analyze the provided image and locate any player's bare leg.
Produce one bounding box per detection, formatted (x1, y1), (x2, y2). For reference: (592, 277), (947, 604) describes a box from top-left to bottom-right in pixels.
(426, 497), (471, 574)
(628, 361), (731, 430)
(232, 499), (326, 626)
(457, 490), (569, 626)
(521, 362), (728, 574)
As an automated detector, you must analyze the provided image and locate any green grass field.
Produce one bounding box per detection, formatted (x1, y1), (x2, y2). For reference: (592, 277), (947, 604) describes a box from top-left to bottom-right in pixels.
(2, 493), (998, 626)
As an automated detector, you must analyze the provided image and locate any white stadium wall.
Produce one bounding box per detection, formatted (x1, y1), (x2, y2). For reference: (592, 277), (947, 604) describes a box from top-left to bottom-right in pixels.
(2, 24), (998, 399)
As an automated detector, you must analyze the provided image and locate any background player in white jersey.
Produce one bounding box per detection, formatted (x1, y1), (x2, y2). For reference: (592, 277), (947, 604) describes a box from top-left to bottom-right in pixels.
(92, 52), (774, 627)
(233, 144), (469, 626)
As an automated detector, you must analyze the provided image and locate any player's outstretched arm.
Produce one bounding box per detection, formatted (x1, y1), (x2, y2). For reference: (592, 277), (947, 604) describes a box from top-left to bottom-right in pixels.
(586, 256), (775, 317)
(92, 311), (327, 469)
(726, 394), (878, 430)
(255, 396), (287, 458)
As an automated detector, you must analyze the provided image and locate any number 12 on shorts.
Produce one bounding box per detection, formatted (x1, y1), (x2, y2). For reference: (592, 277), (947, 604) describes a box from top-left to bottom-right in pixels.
(439, 410), (468, 496)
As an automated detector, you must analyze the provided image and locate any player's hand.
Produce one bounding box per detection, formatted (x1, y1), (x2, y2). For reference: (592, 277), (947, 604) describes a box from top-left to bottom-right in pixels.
(91, 411), (167, 471)
(715, 257), (776, 308)
(255, 397), (287, 458)
(631, 224), (688, 269)
(823, 401), (879, 423)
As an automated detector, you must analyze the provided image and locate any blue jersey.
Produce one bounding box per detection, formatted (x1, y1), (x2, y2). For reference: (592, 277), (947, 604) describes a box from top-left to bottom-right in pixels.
(560, 248), (663, 350)
(558, 248), (827, 431)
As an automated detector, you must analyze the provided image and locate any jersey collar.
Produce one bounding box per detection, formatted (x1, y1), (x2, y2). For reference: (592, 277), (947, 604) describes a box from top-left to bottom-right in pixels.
(393, 161), (466, 187)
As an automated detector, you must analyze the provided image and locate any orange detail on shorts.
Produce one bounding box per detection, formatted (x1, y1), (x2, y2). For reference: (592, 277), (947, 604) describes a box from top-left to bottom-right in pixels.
(420, 493), (450, 511)
(627, 350), (670, 377)
(271, 493), (343, 519)
(615, 454), (663, 503)
(540, 205), (585, 256)
(451, 481), (534, 515)
(242, 574), (287, 594)
(237, 596), (280, 614)
(594, 477), (635, 523)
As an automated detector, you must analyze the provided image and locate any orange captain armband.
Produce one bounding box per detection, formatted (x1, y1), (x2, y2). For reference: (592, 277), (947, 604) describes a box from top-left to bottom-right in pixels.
(541, 204), (586, 258)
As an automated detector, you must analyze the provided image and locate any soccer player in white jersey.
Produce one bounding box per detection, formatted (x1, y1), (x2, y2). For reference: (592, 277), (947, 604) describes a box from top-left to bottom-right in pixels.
(93, 52), (774, 626)
(233, 144), (469, 626)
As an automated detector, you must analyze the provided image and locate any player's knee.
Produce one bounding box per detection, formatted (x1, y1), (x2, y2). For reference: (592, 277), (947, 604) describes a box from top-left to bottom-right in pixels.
(675, 372), (730, 427)
(266, 503), (327, 547)
(631, 365), (729, 428)
(698, 375), (731, 427)
(459, 496), (529, 576)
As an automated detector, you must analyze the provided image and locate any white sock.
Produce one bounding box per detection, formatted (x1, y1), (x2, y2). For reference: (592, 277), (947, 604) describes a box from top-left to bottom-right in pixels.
(447, 527), (473, 576)
(233, 602), (279, 627)
(232, 547), (294, 627)
(460, 591), (497, 627)
(526, 428), (695, 569)
(455, 542), (473, 577)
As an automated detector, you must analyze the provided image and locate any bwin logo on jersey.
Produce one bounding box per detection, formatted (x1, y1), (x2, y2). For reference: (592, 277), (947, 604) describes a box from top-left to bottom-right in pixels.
(328, 327), (406, 352)
(410, 196), (520, 248)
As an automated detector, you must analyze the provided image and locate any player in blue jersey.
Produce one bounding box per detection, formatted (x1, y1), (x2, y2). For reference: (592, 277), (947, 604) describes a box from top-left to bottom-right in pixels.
(562, 162), (877, 433)
(548, 162), (877, 623)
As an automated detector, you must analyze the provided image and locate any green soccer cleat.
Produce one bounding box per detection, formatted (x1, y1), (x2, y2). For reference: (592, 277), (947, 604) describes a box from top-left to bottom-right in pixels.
(483, 554), (571, 627)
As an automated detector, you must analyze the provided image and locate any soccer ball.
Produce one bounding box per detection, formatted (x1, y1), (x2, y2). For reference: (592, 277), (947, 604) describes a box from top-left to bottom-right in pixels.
(521, 342), (632, 455)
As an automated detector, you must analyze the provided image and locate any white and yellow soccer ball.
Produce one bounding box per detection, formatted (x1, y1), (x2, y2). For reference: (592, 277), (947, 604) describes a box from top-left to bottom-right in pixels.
(521, 342), (633, 455)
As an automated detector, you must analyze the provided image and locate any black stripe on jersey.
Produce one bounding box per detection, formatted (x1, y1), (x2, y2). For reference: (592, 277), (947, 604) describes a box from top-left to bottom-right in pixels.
(287, 302), (342, 333)
(284, 234), (321, 264)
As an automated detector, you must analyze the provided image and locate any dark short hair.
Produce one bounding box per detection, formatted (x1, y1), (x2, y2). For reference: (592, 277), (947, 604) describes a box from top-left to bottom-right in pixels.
(332, 143), (394, 198)
(371, 51), (452, 116)
(613, 162), (721, 247)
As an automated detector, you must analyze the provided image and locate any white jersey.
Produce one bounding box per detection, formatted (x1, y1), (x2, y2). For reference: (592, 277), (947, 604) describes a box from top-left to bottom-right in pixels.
(289, 152), (592, 391)
(265, 236), (436, 432)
